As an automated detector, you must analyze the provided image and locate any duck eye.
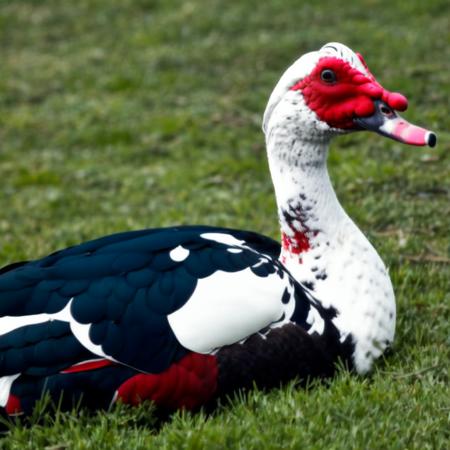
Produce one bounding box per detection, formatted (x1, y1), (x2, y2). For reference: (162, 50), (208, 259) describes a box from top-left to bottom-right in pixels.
(320, 69), (337, 84)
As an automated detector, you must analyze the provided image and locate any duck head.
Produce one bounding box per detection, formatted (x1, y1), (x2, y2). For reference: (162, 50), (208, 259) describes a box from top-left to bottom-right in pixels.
(263, 42), (436, 147)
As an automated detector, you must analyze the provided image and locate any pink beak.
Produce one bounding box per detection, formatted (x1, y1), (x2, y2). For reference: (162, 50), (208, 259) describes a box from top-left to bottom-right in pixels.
(354, 100), (437, 147)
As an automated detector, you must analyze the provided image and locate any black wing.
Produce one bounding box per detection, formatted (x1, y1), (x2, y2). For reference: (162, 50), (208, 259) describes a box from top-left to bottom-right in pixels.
(0, 226), (286, 376)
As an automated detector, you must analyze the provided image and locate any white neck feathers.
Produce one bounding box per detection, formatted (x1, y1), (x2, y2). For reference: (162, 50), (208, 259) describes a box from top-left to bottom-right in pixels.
(265, 92), (396, 374)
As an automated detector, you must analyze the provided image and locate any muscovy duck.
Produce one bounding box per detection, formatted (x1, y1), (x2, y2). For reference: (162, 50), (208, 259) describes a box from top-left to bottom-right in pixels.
(0, 43), (436, 416)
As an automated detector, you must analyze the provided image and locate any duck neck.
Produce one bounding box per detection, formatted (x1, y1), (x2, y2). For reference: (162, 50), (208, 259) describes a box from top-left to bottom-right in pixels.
(266, 130), (347, 272)
(266, 124), (396, 375)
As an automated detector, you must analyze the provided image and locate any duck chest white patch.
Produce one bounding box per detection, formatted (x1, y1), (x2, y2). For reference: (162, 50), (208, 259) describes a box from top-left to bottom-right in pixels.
(167, 266), (295, 354)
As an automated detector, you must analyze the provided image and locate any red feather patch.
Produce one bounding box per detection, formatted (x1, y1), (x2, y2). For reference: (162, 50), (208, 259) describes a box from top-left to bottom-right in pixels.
(282, 231), (310, 255)
(5, 394), (22, 415)
(291, 56), (407, 129)
(116, 353), (218, 410)
(61, 358), (115, 374)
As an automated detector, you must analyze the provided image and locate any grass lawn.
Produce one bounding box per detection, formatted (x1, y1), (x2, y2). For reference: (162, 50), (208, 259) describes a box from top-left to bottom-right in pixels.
(0, 0), (449, 448)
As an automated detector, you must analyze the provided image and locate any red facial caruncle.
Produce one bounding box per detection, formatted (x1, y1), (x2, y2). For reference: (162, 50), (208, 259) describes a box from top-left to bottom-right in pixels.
(290, 55), (408, 129)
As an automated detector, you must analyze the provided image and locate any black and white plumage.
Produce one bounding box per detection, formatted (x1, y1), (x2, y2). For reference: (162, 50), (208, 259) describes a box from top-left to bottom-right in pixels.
(0, 227), (345, 414)
(0, 43), (435, 416)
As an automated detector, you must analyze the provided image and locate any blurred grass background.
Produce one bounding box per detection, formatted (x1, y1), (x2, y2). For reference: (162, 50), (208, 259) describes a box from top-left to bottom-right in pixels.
(0, 0), (449, 448)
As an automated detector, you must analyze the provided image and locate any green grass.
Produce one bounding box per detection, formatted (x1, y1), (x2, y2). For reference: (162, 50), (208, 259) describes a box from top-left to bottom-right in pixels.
(0, 0), (449, 448)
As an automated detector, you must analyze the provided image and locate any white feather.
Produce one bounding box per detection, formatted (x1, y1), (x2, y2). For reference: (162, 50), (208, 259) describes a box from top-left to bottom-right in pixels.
(169, 245), (190, 262)
(0, 300), (117, 363)
(0, 374), (20, 407)
(168, 267), (295, 353)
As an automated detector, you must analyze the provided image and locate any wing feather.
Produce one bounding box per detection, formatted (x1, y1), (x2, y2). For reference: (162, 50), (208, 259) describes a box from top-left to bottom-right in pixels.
(0, 226), (309, 376)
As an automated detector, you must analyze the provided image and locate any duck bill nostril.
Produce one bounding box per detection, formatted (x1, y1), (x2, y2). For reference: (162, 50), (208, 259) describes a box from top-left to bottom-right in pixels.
(354, 100), (437, 147)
